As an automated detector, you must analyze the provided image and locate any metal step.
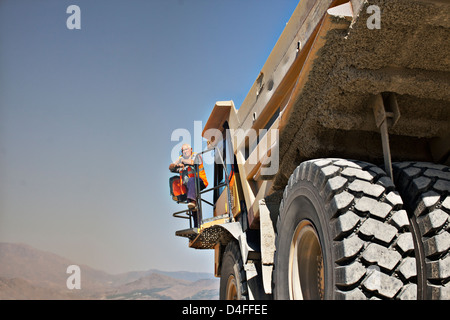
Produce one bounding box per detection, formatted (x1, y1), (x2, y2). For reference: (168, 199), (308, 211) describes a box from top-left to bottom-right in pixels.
(175, 228), (198, 239)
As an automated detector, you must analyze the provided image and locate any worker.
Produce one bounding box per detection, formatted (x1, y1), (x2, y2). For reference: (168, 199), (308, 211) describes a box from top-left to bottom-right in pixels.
(169, 144), (208, 227)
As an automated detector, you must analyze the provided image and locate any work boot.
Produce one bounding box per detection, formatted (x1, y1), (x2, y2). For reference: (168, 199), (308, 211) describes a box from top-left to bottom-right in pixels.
(188, 201), (196, 210)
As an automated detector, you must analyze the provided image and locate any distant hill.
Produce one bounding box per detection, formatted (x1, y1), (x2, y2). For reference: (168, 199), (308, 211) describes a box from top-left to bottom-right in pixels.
(0, 242), (218, 300)
(0, 277), (81, 300)
(105, 273), (218, 300)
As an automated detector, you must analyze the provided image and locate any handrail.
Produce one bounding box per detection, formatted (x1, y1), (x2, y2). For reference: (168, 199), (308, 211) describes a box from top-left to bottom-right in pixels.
(199, 182), (227, 194)
(173, 208), (192, 228)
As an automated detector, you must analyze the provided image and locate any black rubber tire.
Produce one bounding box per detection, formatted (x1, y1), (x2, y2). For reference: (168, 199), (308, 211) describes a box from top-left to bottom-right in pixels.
(393, 162), (450, 300)
(273, 158), (417, 300)
(219, 241), (248, 300)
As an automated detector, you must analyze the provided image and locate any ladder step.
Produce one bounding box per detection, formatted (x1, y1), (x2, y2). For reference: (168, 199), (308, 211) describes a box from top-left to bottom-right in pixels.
(175, 228), (198, 239)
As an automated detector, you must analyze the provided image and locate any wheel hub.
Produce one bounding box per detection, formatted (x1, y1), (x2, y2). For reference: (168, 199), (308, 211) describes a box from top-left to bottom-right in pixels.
(226, 274), (238, 300)
(289, 220), (325, 300)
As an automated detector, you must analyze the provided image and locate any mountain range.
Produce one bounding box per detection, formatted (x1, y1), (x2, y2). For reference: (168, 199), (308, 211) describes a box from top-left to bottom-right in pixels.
(0, 242), (219, 300)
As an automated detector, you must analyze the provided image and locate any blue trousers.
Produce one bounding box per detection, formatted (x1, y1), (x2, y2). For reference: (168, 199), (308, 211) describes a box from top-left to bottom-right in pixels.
(187, 177), (206, 202)
(186, 177), (206, 227)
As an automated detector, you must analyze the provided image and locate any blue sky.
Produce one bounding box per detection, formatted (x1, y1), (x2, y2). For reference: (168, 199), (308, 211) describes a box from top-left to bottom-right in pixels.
(0, 0), (298, 274)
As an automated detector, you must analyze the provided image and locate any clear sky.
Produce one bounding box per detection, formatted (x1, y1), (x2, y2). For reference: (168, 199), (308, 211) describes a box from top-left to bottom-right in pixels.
(0, 0), (299, 274)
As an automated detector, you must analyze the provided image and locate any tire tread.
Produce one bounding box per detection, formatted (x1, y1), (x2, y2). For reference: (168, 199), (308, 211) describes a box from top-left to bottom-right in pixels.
(275, 158), (417, 299)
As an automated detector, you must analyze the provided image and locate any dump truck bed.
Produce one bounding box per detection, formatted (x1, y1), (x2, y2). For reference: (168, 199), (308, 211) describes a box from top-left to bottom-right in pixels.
(218, 0), (450, 198)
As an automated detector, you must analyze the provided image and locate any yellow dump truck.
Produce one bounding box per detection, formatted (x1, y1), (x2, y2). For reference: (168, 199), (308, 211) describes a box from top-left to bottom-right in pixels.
(172, 0), (450, 300)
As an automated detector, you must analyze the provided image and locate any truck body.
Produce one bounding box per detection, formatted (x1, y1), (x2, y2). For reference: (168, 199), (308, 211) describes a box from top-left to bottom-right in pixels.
(173, 0), (450, 300)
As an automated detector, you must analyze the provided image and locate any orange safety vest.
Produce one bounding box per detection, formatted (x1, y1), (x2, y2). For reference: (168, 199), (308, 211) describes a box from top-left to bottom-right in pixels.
(179, 153), (208, 187)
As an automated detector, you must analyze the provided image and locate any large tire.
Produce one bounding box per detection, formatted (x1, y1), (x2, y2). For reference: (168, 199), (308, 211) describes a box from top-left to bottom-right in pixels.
(219, 241), (248, 300)
(393, 162), (450, 300)
(273, 159), (417, 300)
